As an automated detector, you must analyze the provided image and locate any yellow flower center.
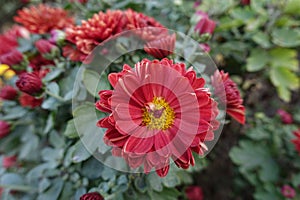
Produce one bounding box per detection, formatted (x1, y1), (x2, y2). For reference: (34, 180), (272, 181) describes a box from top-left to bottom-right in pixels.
(142, 97), (175, 130)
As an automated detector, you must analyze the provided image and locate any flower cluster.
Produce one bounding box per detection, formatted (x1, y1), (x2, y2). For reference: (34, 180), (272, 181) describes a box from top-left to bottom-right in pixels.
(65, 9), (175, 61)
(96, 58), (220, 177)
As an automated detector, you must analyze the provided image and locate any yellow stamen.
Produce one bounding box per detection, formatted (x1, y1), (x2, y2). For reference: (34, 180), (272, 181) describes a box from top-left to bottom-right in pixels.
(142, 97), (175, 130)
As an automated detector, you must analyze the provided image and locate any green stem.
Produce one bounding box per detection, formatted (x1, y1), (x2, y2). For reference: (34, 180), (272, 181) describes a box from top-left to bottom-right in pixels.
(45, 90), (65, 102)
(0, 184), (37, 192)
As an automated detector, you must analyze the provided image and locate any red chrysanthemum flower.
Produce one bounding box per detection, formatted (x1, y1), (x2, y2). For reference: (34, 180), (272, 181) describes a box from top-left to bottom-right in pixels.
(185, 186), (204, 200)
(80, 192), (104, 200)
(292, 128), (300, 155)
(0, 49), (24, 67)
(14, 4), (74, 34)
(125, 9), (168, 42)
(16, 72), (43, 95)
(144, 33), (176, 59)
(0, 120), (10, 139)
(0, 86), (18, 100)
(96, 58), (219, 177)
(19, 93), (43, 108)
(2, 155), (17, 168)
(65, 10), (126, 61)
(29, 54), (55, 71)
(211, 70), (245, 124)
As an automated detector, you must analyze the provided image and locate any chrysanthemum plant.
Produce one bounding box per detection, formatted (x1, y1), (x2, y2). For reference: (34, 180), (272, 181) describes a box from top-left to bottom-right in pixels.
(0, 1), (248, 200)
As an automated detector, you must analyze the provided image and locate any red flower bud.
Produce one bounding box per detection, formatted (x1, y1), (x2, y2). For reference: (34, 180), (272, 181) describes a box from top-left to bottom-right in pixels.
(241, 0), (250, 5)
(19, 93), (43, 108)
(80, 192), (104, 200)
(277, 109), (293, 124)
(185, 186), (204, 200)
(2, 155), (17, 168)
(0, 120), (10, 139)
(16, 72), (43, 95)
(0, 86), (18, 100)
(35, 39), (57, 54)
(0, 49), (24, 66)
(194, 12), (216, 35)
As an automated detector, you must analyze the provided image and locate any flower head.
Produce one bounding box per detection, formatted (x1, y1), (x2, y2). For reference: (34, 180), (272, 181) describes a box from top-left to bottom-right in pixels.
(29, 54), (54, 71)
(144, 33), (176, 59)
(14, 4), (74, 34)
(292, 128), (300, 155)
(211, 70), (245, 124)
(185, 186), (204, 200)
(0, 49), (24, 67)
(80, 192), (104, 200)
(35, 39), (58, 55)
(16, 72), (43, 95)
(241, 0), (251, 5)
(0, 86), (18, 100)
(2, 155), (17, 168)
(281, 185), (296, 199)
(96, 58), (219, 177)
(194, 11), (216, 35)
(277, 109), (293, 124)
(19, 93), (43, 108)
(0, 120), (10, 139)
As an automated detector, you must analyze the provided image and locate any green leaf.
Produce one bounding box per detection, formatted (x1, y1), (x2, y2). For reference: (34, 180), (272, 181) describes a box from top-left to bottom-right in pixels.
(82, 69), (110, 97)
(37, 178), (64, 200)
(284, 0), (300, 15)
(147, 173), (163, 192)
(43, 68), (64, 82)
(276, 85), (291, 102)
(134, 176), (147, 193)
(246, 49), (269, 72)
(149, 187), (180, 200)
(63, 119), (78, 139)
(0, 173), (24, 186)
(272, 28), (300, 47)
(270, 67), (299, 90)
(72, 140), (92, 163)
(49, 131), (65, 149)
(252, 32), (271, 48)
(161, 171), (181, 188)
(269, 48), (298, 70)
(81, 158), (103, 179)
(46, 82), (60, 96)
(230, 7), (255, 21)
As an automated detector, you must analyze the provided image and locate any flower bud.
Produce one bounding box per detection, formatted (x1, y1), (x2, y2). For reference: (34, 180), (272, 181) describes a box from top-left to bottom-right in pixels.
(185, 186), (204, 200)
(0, 120), (10, 139)
(2, 155), (17, 168)
(16, 72), (43, 95)
(0, 49), (24, 66)
(281, 185), (296, 199)
(80, 192), (104, 200)
(19, 93), (43, 108)
(0, 86), (18, 100)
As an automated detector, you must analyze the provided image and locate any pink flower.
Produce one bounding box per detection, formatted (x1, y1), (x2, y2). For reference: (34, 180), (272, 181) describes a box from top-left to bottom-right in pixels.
(194, 11), (216, 35)
(211, 70), (245, 124)
(96, 58), (219, 177)
(19, 93), (43, 108)
(281, 185), (296, 199)
(2, 155), (17, 168)
(185, 186), (204, 200)
(0, 49), (24, 66)
(0, 120), (10, 139)
(0, 86), (18, 100)
(35, 39), (58, 55)
(199, 43), (211, 52)
(292, 128), (300, 155)
(16, 72), (43, 95)
(144, 33), (176, 59)
(277, 109), (293, 124)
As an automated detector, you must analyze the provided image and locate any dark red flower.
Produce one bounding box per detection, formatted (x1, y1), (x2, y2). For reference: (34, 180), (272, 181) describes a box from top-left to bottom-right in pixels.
(277, 109), (293, 124)
(0, 49), (24, 66)
(80, 192), (104, 200)
(144, 33), (176, 59)
(211, 70), (245, 124)
(0, 86), (18, 100)
(185, 186), (204, 200)
(2, 155), (17, 168)
(125, 9), (168, 41)
(194, 11), (216, 35)
(35, 39), (58, 55)
(281, 185), (296, 199)
(292, 128), (300, 155)
(241, 0), (250, 5)
(19, 93), (43, 108)
(96, 58), (219, 177)
(14, 4), (74, 34)
(16, 72), (43, 95)
(0, 120), (10, 139)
